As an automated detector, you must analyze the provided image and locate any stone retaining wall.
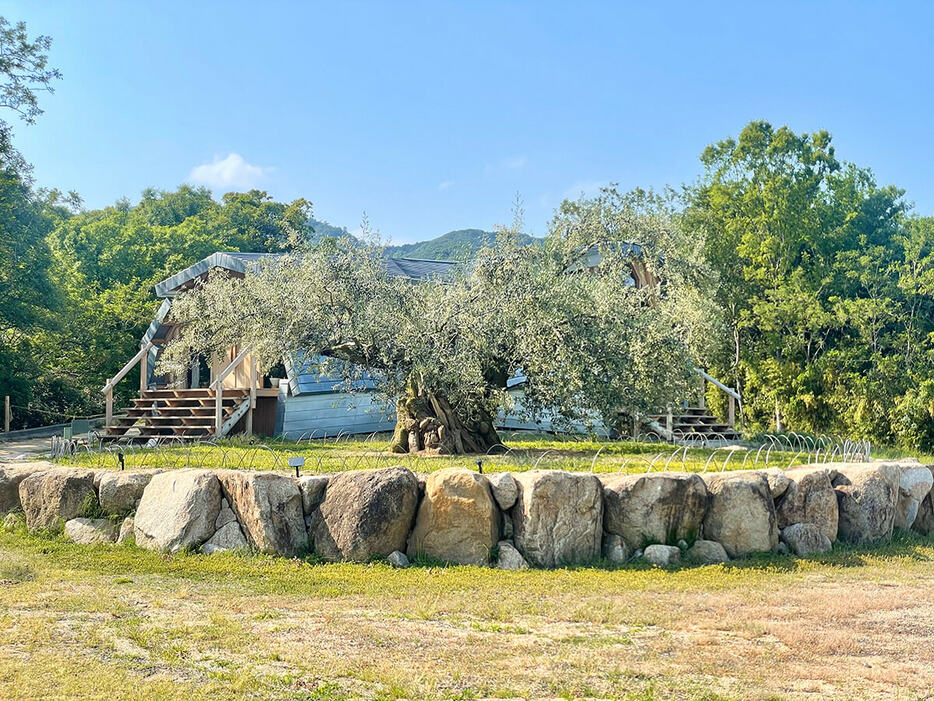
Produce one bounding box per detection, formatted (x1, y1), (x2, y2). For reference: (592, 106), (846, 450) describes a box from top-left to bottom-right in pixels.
(2, 459), (932, 569)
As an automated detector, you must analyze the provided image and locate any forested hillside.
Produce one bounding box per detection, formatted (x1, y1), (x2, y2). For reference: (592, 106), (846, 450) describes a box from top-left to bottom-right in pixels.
(386, 228), (537, 260)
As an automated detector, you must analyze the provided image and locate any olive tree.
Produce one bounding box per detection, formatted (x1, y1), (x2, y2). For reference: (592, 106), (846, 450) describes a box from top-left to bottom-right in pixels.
(162, 188), (718, 454)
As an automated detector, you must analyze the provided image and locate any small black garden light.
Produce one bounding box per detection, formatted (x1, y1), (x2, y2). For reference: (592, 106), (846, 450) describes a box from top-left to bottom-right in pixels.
(288, 456), (305, 478)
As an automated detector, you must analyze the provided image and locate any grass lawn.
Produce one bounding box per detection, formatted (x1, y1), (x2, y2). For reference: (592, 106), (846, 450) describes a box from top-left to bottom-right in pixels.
(1, 526), (934, 699)
(51, 431), (852, 476)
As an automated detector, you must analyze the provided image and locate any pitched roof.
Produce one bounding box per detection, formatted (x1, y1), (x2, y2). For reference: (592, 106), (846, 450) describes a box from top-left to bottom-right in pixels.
(154, 252), (458, 298)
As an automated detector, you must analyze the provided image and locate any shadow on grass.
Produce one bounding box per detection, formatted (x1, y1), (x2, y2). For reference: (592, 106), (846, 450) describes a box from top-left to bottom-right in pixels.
(2, 519), (933, 591)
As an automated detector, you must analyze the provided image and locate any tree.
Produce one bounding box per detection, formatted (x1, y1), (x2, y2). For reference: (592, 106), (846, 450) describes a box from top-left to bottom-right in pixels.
(40, 187), (313, 418)
(161, 188), (715, 454)
(0, 15), (61, 428)
(684, 121), (913, 435)
(0, 17), (61, 125)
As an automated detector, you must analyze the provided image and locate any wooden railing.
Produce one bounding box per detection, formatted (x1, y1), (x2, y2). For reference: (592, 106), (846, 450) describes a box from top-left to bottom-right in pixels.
(694, 367), (740, 427)
(210, 344), (255, 437)
(101, 341), (155, 427)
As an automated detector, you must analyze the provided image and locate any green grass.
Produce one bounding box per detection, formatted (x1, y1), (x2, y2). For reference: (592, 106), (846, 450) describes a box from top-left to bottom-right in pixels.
(51, 430), (832, 475)
(1, 526), (934, 699)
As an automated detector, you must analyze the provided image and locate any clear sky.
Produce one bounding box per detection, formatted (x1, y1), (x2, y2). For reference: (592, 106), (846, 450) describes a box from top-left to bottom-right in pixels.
(3, 1), (933, 243)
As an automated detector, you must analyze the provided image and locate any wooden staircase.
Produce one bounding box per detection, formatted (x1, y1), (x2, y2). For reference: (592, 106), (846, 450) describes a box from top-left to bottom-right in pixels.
(647, 406), (741, 443)
(104, 388), (251, 442)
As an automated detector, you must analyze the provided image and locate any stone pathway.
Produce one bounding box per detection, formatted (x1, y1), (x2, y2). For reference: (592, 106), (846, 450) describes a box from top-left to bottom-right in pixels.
(0, 436), (51, 462)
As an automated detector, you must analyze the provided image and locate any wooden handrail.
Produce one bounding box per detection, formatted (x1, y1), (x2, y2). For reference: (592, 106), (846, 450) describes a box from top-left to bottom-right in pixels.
(212, 344), (253, 436)
(101, 341), (154, 428)
(102, 342), (154, 394)
(694, 368), (740, 400)
(210, 344), (253, 390)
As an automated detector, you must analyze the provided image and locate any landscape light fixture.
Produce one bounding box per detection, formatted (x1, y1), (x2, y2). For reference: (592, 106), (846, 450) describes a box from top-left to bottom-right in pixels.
(475, 458), (483, 474)
(288, 456), (305, 478)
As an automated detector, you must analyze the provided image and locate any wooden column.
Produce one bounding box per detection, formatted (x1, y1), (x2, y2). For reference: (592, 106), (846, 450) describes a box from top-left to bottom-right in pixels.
(139, 346), (148, 392)
(246, 356), (257, 436)
(3, 395), (10, 433)
(215, 385), (223, 438)
(105, 388), (113, 428)
(728, 395), (736, 427)
(665, 405), (673, 441)
(698, 374), (706, 409)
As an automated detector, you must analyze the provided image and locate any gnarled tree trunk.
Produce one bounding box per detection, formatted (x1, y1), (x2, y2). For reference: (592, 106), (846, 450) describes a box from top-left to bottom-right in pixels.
(389, 380), (501, 455)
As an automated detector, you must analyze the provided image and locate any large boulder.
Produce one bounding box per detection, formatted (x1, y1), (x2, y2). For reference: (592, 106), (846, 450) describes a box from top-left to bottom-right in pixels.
(912, 466), (934, 536)
(98, 471), (158, 516)
(216, 471), (307, 556)
(895, 466), (933, 530)
(776, 467), (838, 542)
(511, 471), (603, 568)
(601, 472), (707, 548)
(309, 467), (419, 562)
(701, 472), (778, 558)
(64, 518), (117, 545)
(18, 468), (98, 531)
(0, 464), (46, 515)
(407, 468), (499, 565)
(832, 464), (900, 545)
(780, 522), (832, 556)
(134, 470), (222, 553)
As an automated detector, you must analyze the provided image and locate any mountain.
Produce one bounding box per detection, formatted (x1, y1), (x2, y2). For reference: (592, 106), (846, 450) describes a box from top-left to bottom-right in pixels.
(306, 221), (538, 261)
(386, 228), (537, 261)
(308, 219), (356, 244)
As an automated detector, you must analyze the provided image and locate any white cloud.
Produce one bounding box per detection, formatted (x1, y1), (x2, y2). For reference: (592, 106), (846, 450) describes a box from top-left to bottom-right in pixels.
(188, 153), (272, 191)
(437, 180), (454, 191)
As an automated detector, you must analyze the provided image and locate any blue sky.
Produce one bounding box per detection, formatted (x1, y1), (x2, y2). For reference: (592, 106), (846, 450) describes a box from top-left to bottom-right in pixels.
(3, 1), (933, 243)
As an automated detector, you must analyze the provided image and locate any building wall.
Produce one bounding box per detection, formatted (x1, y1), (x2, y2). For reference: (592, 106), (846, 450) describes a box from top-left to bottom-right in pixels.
(277, 390), (395, 439)
(276, 387), (608, 438)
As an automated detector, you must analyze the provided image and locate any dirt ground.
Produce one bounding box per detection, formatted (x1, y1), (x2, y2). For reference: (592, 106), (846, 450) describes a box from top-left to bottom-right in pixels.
(1, 530), (934, 700)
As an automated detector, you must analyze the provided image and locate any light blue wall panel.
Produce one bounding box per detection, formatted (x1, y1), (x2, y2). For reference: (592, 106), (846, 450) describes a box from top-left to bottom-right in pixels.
(279, 391), (394, 438)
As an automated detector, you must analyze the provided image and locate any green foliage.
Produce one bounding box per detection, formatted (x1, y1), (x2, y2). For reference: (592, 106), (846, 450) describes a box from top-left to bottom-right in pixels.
(0, 15), (62, 428)
(162, 190), (713, 442)
(24, 187), (313, 419)
(686, 120), (934, 448)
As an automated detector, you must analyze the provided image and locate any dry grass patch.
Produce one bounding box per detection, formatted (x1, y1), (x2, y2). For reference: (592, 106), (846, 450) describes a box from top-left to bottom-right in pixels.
(1, 528), (934, 699)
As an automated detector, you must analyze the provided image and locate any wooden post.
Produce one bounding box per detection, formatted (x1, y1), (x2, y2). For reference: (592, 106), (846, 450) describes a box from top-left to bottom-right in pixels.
(191, 355), (200, 389)
(215, 384), (223, 438)
(698, 374), (706, 409)
(665, 405), (673, 441)
(139, 345), (148, 392)
(4, 395), (10, 433)
(246, 356), (257, 436)
(105, 388), (113, 428)
(728, 395), (735, 427)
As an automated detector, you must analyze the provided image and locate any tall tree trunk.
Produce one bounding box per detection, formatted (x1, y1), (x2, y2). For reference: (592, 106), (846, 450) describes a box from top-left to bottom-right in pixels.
(388, 379), (502, 455)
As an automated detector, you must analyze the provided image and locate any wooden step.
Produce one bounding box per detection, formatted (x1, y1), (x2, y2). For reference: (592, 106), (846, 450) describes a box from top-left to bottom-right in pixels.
(141, 388), (250, 399)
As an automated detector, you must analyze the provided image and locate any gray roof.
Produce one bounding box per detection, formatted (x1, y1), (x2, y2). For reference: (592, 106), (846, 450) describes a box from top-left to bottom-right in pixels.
(154, 251), (458, 298)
